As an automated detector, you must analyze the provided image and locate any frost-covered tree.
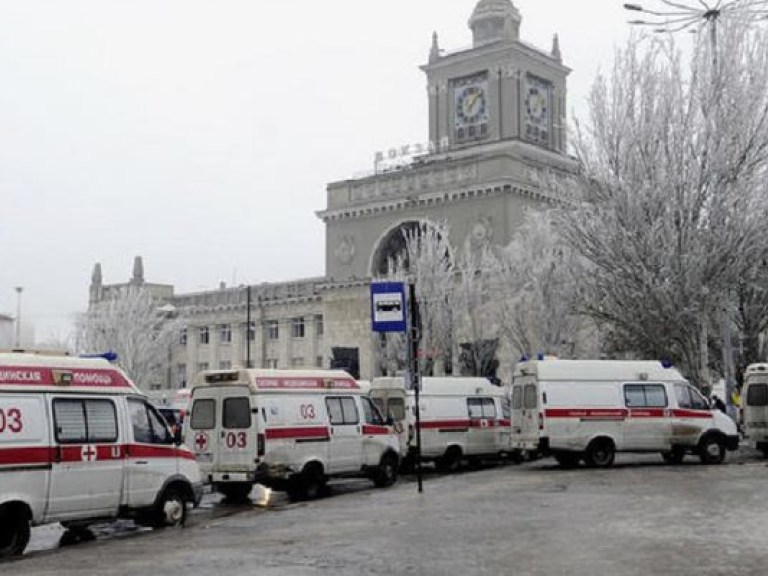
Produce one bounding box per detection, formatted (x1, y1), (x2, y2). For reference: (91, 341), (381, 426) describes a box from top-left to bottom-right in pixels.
(489, 208), (587, 362)
(77, 286), (184, 390)
(453, 241), (500, 380)
(560, 23), (768, 386)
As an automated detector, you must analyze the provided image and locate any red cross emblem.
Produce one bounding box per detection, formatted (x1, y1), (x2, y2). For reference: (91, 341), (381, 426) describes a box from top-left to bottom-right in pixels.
(195, 432), (209, 452)
(81, 444), (98, 462)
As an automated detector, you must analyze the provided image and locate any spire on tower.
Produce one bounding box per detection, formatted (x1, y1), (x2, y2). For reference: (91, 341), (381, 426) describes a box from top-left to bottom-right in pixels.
(551, 33), (562, 62)
(429, 31), (441, 63)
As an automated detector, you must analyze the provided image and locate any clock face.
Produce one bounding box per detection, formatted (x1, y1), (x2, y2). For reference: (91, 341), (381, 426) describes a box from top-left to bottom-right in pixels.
(524, 76), (551, 145)
(453, 74), (489, 142)
(456, 84), (487, 125)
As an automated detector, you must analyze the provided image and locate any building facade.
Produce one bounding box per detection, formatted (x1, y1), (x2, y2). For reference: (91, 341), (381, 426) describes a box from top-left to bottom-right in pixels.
(89, 0), (574, 391)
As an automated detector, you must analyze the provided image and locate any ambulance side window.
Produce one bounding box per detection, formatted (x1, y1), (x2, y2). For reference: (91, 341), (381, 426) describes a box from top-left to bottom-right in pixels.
(512, 386), (522, 410)
(53, 399), (118, 444)
(223, 397), (251, 429)
(747, 384), (768, 406)
(326, 397), (359, 425)
(387, 397), (406, 421)
(624, 384), (668, 408)
(523, 385), (538, 409)
(467, 397), (496, 419)
(361, 397), (385, 425)
(128, 399), (173, 444)
(190, 399), (216, 430)
(676, 385), (707, 410)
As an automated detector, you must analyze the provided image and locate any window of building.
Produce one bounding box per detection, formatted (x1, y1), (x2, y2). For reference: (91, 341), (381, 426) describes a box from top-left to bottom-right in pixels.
(245, 321), (256, 342)
(265, 358), (278, 369)
(290, 357), (305, 368)
(197, 362), (209, 373)
(624, 384), (668, 408)
(291, 317), (305, 338)
(316, 315), (324, 336)
(199, 326), (209, 345)
(175, 363), (187, 389)
(219, 360), (232, 370)
(179, 327), (187, 346)
(316, 356), (323, 368)
(219, 324), (232, 344)
(267, 320), (279, 340)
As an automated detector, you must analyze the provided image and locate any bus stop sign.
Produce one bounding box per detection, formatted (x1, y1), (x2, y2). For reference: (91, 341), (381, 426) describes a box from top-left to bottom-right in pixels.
(370, 282), (407, 333)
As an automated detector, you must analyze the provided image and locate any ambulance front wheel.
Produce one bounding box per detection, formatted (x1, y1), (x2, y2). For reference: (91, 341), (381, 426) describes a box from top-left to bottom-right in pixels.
(373, 453), (399, 488)
(698, 435), (726, 465)
(152, 487), (188, 528)
(0, 504), (31, 558)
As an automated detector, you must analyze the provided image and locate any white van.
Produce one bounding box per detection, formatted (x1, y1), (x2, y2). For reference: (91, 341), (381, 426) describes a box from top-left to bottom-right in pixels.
(0, 351), (203, 558)
(186, 369), (400, 502)
(509, 359), (739, 467)
(741, 363), (768, 456)
(370, 377), (510, 472)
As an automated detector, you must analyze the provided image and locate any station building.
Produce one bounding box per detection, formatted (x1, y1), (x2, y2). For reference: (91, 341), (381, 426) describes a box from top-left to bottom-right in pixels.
(88, 0), (575, 390)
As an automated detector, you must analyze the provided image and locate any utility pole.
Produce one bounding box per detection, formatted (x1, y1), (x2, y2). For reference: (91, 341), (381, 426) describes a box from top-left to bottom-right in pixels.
(246, 285), (253, 368)
(14, 286), (23, 349)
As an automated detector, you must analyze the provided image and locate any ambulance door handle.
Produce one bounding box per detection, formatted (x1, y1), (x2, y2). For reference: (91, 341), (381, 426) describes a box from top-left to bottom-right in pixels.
(135, 460), (148, 465)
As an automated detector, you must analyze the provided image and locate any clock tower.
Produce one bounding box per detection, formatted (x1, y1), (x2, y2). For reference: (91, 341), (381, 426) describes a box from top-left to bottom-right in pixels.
(423, 0), (568, 153)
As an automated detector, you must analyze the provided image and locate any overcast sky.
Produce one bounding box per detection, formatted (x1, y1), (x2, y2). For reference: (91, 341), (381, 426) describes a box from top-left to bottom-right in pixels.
(0, 0), (632, 343)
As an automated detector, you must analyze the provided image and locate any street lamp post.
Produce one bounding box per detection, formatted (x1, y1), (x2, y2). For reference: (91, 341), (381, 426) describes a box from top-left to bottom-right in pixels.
(624, 1), (768, 67)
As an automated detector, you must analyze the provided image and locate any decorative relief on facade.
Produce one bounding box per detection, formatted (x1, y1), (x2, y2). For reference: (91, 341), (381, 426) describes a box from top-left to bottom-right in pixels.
(349, 161), (478, 203)
(334, 234), (356, 265)
(469, 216), (493, 247)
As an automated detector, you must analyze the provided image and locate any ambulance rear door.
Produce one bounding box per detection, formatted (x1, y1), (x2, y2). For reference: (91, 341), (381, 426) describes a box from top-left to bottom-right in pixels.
(189, 385), (259, 477)
(510, 375), (541, 449)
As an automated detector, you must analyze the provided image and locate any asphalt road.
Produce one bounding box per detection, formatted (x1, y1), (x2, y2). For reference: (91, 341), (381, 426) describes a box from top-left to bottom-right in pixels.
(4, 452), (768, 576)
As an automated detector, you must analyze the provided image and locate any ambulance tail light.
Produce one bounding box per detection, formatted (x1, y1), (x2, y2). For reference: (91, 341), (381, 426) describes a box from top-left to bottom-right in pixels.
(257, 433), (265, 457)
(538, 411), (544, 431)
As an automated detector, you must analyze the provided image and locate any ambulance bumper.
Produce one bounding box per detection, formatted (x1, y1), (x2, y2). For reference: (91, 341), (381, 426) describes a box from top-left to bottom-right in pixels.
(208, 471), (256, 484)
(254, 463), (296, 489)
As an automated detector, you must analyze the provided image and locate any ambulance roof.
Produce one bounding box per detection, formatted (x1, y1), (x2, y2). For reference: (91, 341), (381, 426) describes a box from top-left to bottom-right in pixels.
(191, 368), (361, 394)
(744, 363), (768, 381)
(514, 359), (687, 383)
(371, 376), (501, 396)
(0, 352), (141, 394)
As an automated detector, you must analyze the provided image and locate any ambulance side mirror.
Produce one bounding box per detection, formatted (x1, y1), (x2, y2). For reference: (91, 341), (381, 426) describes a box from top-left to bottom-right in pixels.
(385, 415), (394, 426)
(173, 428), (183, 445)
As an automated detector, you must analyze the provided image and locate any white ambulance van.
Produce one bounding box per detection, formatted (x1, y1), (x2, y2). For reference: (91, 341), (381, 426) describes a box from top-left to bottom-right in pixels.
(186, 369), (400, 502)
(741, 363), (768, 456)
(509, 359), (739, 467)
(0, 351), (203, 558)
(370, 377), (510, 472)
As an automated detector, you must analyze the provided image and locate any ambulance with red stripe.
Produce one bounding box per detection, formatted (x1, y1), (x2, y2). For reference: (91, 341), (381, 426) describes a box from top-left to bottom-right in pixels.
(509, 359), (739, 467)
(370, 377), (510, 472)
(186, 369), (400, 502)
(0, 351), (203, 558)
